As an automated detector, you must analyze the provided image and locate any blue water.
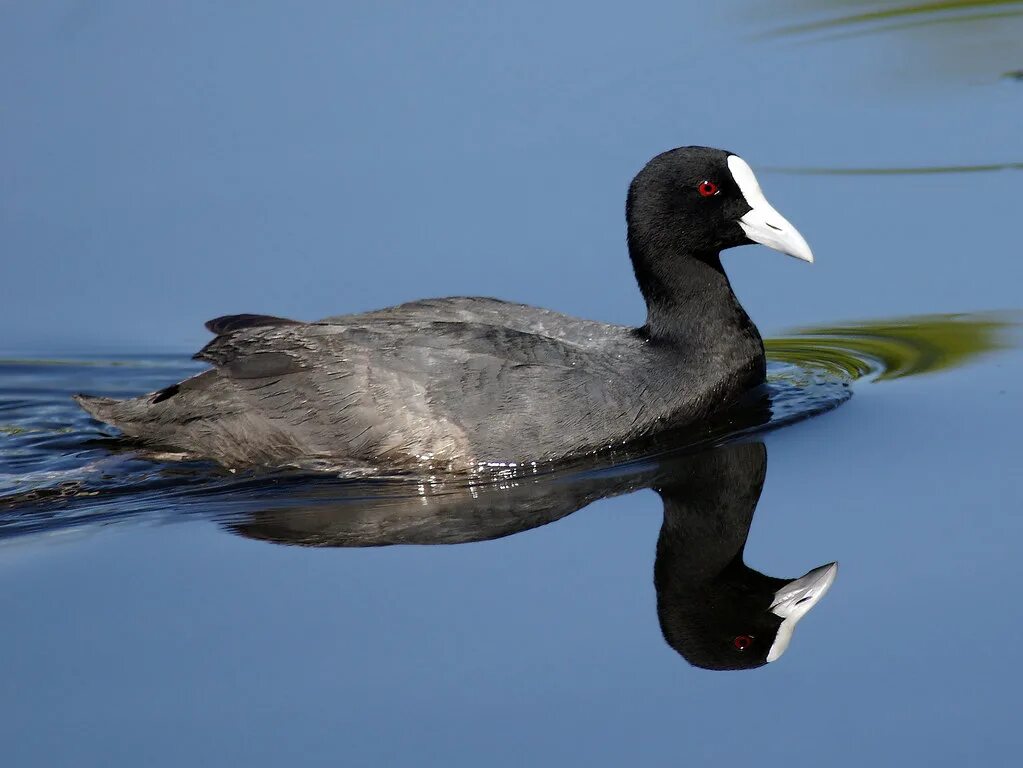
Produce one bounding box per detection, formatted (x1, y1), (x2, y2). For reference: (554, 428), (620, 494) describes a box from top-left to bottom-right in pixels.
(3, 1), (1023, 766)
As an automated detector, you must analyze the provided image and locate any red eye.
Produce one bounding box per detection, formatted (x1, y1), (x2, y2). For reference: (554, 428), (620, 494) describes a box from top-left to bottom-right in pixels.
(733, 635), (753, 651)
(698, 180), (719, 197)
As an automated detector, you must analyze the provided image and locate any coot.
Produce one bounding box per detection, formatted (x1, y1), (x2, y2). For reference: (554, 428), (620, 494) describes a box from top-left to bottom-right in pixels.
(75, 146), (813, 472)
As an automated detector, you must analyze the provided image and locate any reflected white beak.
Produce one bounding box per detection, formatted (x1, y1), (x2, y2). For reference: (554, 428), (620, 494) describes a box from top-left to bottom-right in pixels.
(766, 562), (838, 663)
(727, 155), (814, 263)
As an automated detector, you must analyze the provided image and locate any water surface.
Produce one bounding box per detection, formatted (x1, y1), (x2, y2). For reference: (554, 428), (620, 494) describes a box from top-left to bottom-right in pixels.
(3, 314), (1020, 765)
(2, 1), (1022, 766)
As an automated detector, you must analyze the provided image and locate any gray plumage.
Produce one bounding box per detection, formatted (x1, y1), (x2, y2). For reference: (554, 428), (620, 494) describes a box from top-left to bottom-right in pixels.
(74, 296), (761, 471)
(74, 146), (811, 472)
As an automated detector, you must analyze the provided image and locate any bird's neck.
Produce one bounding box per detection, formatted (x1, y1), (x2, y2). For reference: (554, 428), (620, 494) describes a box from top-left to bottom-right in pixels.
(653, 443), (767, 579)
(632, 244), (761, 352)
(656, 494), (753, 581)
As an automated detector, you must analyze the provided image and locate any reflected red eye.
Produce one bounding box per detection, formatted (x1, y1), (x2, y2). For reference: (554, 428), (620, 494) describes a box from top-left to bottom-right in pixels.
(698, 180), (719, 197)
(733, 635), (753, 651)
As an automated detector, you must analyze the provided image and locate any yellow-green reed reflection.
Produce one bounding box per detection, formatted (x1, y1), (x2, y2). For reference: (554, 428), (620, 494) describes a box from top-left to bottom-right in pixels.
(771, 0), (1023, 37)
(760, 0), (1023, 85)
(767, 163), (1023, 176)
(767, 312), (1014, 381)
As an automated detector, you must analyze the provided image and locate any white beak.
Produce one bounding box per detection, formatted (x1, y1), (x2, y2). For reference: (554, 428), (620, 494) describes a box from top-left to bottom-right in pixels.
(766, 562), (838, 663)
(727, 155), (815, 263)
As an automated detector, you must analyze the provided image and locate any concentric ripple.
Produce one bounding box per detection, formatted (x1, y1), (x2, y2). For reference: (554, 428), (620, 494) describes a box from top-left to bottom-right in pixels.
(0, 312), (1013, 542)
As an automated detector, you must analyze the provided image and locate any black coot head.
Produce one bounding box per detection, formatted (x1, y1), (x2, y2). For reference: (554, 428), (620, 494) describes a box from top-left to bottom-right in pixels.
(658, 561), (838, 671)
(626, 146), (813, 265)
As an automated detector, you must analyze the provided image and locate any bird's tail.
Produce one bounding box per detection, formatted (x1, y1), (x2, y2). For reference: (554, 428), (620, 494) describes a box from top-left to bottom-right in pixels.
(73, 393), (119, 422)
(73, 393), (147, 435)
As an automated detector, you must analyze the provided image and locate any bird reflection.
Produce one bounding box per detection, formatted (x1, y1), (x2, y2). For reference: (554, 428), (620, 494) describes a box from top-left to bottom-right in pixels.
(227, 439), (836, 670)
(651, 443), (835, 669)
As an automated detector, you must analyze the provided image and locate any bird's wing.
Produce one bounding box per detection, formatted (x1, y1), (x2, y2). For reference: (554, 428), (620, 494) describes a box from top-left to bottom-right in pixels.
(194, 314), (621, 466)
